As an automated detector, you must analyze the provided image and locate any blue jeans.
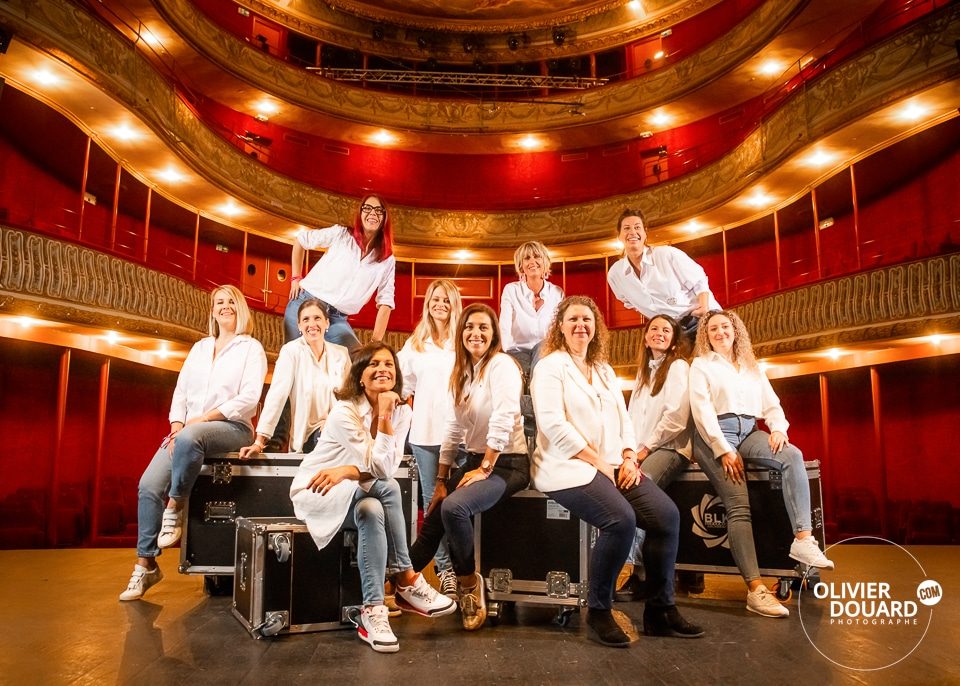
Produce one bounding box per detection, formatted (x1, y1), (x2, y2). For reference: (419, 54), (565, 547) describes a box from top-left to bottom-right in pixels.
(693, 416), (811, 583)
(630, 448), (688, 564)
(341, 478), (414, 606)
(136, 420), (251, 558)
(410, 444), (453, 571)
(410, 452), (529, 577)
(284, 288), (360, 352)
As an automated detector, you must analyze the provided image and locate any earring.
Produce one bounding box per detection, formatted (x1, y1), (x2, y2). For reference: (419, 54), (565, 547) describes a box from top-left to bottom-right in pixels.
(360, 381), (365, 388)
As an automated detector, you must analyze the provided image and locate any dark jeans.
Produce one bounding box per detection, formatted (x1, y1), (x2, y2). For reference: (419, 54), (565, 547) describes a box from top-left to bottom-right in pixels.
(547, 470), (679, 610)
(410, 451), (529, 577)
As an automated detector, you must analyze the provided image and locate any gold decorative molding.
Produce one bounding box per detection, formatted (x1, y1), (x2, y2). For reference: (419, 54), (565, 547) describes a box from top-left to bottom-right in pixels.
(2, 0), (958, 249)
(158, 0), (795, 129)
(0, 226), (284, 355)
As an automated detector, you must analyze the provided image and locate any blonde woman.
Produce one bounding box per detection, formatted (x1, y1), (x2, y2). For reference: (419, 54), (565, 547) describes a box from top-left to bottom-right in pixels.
(690, 310), (834, 619)
(398, 279), (463, 597)
(120, 285), (267, 601)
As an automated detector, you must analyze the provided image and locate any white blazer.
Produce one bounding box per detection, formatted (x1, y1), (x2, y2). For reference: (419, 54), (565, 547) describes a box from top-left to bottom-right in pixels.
(530, 350), (636, 493)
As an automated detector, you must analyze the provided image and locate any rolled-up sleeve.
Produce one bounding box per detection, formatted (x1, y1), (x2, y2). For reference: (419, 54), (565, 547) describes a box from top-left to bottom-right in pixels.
(532, 359), (588, 459)
(297, 226), (341, 251)
(363, 404), (411, 484)
(374, 258), (396, 309)
(760, 374), (790, 436)
(485, 356), (522, 453)
(689, 360), (732, 458)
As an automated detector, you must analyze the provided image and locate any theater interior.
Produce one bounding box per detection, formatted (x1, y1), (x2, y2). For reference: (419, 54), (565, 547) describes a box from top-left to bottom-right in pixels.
(0, 0), (958, 683)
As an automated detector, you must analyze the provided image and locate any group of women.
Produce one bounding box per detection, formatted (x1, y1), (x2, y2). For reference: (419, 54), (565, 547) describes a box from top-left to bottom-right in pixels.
(119, 196), (835, 654)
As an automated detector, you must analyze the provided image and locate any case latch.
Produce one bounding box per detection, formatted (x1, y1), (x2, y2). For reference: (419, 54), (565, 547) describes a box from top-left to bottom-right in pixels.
(490, 568), (513, 593)
(546, 571), (571, 598)
(212, 463), (233, 484)
(204, 501), (236, 522)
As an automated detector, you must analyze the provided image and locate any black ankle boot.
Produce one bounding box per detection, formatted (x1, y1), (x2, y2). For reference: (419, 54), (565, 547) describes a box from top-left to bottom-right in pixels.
(586, 609), (630, 647)
(642, 605), (705, 638)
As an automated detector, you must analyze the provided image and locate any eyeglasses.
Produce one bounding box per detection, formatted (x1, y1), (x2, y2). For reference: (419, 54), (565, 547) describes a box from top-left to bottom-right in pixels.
(360, 204), (385, 217)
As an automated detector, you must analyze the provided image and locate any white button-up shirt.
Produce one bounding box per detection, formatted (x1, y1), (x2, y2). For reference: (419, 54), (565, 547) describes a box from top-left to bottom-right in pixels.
(255, 337), (351, 452)
(398, 336), (456, 446)
(291, 398), (411, 550)
(689, 351), (789, 458)
(168, 335), (267, 431)
(499, 279), (564, 352)
(607, 246), (720, 320)
(297, 225), (396, 314)
(628, 358), (692, 459)
(439, 353), (526, 466)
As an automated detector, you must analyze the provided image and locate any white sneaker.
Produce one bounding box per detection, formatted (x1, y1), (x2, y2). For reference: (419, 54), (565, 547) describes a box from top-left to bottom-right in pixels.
(157, 508), (183, 548)
(746, 585), (790, 618)
(119, 564), (163, 601)
(396, 574), (457, 618)
(357, 605), (399, 653)
(789, 536), (835, 570)
(437, 567), (459, 600)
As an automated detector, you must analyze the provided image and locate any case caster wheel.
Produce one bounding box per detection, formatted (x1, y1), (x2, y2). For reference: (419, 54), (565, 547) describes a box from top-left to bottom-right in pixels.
(269, 533), (292, 563)
(773, 580), (792, 602)
(487, 601), (502, 626)
(555, 608), (575, 627)
(203, 575), (234, 596)
(256, 612), (286, 638)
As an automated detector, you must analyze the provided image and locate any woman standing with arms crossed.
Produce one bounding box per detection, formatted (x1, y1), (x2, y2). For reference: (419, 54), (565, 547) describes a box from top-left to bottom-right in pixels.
(408, 304), (529, 631)
(238, 299), (350, 458)
(531, 296), (703, 646)
(397, 279), (463, 598)
(290, 342), (456, 654)
(120, 285), (267, 600)
(689, 310), (834, 618)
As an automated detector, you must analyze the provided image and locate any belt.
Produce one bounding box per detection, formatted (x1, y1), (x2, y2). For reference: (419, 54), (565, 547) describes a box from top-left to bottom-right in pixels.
(717, 413), (756, 421)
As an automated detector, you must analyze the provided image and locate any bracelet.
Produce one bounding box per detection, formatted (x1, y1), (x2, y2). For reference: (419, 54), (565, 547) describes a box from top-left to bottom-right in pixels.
(290, 276), (302, 281)
(377, 414), (388, 421)
(436, 476), (448, 483)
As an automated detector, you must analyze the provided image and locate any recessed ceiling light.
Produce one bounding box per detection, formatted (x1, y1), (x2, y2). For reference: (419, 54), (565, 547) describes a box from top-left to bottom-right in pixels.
(139, 27), (165, 49)
(626, 0), (643, 11)
(218, 200), (244, 217)
(518, 134), (542, 150)
(16, 316), (38, 328)
(684, 219), (703, 233)
(653, 50), (665, 60)
(156, 166), (185, 183)
(108, 123), (141, 141)
(826, 347), (842, 360)
(612, 240), (624, 252)
(454, 249), (471, 260)
(744, 190), (772, 208)
(105, 331), (121, 344)
(29, 68), (61, 86)
(758, 60), (781, 77)
(649, 111), (671, 127)
(254, 99), (279, 120)
(758, 361), (770, 372)
(899, 101), (928, 122)
(805, 149), (836, 167)
(928, 334), (942, 345)
(370, 129), (397, 146)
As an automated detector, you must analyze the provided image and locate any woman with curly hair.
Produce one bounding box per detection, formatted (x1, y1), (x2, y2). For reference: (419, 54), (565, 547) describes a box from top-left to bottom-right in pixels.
(689, 310), (834, 619)
(531, 296), (703, 647)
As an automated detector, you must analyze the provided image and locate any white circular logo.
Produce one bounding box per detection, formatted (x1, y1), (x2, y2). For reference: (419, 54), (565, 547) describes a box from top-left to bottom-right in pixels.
(797, 536), (940, 671)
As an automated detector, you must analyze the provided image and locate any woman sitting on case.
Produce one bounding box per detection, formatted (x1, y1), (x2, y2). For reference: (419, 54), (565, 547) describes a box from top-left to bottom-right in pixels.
(239, 299), (350, 457)
(119, 285), (267, 601)
(689, 309), (834, 619)
(408, 303), (530, 631)
(531, 296), (703, 647)
(290, 342), (455, 654)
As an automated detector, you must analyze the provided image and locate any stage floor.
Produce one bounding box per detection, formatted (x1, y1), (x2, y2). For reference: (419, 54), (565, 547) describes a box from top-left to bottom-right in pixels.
(1, 545), (957, 685)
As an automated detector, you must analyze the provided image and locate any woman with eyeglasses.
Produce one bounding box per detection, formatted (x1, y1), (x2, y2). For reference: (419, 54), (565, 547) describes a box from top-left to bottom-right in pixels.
(286, 194), (396, 353)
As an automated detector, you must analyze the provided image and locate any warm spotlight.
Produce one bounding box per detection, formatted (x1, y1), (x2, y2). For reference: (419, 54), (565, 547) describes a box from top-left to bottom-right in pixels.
(253, 99), (279, 121)
(108, 123), (141, 141)
(218, 200), (243, 217)
(626, 0), (642, 11)
(899, 101), (928, 122)
(928, 334), (943, 345)
(517, 134), (542, 150)
(745, 190), (773, 208)
(653, 50), (665, 60)
(649, 111), (671, 127)
(827, 348), (842, 360)
(454, 250), (471, 261)
(684, 219), (702, 233)
(805, 149), (836, 167)
(370, 129), (397, 146)
(156, 166), (185, 183)
(758, 60), (781, 77)
(29, 68), (61, 86)
(105, 330), (121, 344)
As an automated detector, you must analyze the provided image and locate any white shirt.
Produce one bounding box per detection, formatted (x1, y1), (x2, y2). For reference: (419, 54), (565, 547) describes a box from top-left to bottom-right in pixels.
(439, 353), (526, 466)
(689, 351), (789, 458)
(499, 279), (564, 352)
(607, 246), (720, 320)
(297, 225), (396, 314)
(291, 398), (411, 550)
(255, 337), (351, 452)
(398, 337), (455, 446)
(531, 351), (636, 492)
(168, 335), (267, 431)
(627, 358), (692, 460)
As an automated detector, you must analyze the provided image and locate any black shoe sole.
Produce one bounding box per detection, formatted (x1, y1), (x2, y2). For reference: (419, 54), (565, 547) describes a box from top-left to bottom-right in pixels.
(586, 623), (631, 648)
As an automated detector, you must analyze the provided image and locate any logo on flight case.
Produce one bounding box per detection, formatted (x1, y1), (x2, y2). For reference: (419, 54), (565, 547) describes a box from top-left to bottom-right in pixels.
(690, 494), (729, 549)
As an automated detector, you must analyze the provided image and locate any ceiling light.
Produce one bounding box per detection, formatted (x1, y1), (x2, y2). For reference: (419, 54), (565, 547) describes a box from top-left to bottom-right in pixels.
(612, 240), (624, 252)
(626, 0), (642, 11)
(29, 68), (61, 86)
(370, 129), (397, 146)
(254, 99), (279, 120)
(805, 149), (836, 167)
(684, 219), (702, 233)
(744, 190), (773, 208)
(218, 200), (243, 217)
(105, 331), (121, 344)
(827, 348), (842, 360)
(758, 361), (770, 372)
(928, 334), (942, 345)
(899, 101), (928, 122)
(108, 123), (141, 141)
(16, 316), (38, 327)
(156, 342), (170, 359)
(758, 60), (781, 77)
(653, 50), (665, 60)
(156, 166), (185, 183)
(649, 111), (671, 127)
(139, 27), (165, 49)
(454, 250), (471, 260)
(518, 134), (542, 150)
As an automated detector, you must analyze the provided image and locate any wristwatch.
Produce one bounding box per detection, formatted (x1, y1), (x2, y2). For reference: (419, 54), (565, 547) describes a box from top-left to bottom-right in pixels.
(480, 460), (493, 475)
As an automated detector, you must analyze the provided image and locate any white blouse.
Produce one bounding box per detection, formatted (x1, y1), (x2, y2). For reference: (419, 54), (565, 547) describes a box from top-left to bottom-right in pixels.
(439, 353), (526, 466)
(499, 279), (564, 353)
(627, 358), (692, 460)
(255, 337), (351, 452)
(531, 351), (636, 493)
(291, 398), (411, 550)
(297, 225), (396, 314)
(689, 351), (789, 458)
(168, 335), (267, 431)
(398, 336), (456, 446)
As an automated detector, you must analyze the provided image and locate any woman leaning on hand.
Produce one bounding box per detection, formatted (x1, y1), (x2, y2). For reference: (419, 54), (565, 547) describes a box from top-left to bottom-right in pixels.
(119, 285), (267, 601)
(290, 342), (455, 654)
(408, 303), (530, 631)
(531, 296), (703, 647)
(689, 310), (834, 619)
(239, 299), (350, 457)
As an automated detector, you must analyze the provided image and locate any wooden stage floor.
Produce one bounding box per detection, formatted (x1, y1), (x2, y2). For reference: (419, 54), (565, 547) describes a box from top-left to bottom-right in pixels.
(1, 545), (957, 685)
